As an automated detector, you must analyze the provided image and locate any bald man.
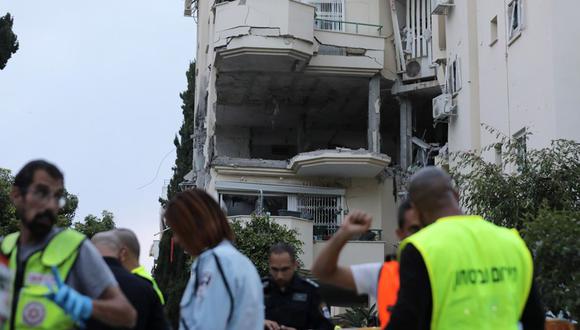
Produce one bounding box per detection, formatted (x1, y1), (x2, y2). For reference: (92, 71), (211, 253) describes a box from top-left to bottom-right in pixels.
(387, 167), (544, 330)
(91, 231), (168, 330)
(114, 228), (165, 305)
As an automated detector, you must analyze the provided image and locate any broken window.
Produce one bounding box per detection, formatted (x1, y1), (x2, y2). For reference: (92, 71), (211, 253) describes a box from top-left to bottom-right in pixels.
(221, 193), (288, 216)
(508, 0), (524, 43)
(445, 55), (462, 96)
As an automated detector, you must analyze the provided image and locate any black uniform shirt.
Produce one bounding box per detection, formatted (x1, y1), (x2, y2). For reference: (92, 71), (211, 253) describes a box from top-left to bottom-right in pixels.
(86, 257), (168, 330)
(263, 275), (334, 330)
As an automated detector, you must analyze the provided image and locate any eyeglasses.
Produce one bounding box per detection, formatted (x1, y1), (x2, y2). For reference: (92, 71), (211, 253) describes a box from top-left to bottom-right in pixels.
(23, 185), (67, 208)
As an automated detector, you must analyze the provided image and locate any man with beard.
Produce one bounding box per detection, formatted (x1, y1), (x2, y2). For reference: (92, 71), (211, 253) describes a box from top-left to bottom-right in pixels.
(0, 160), (137, 329)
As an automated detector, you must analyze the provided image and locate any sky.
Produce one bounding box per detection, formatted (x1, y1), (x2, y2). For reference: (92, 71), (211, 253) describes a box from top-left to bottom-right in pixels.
(0, 0), (196, 271)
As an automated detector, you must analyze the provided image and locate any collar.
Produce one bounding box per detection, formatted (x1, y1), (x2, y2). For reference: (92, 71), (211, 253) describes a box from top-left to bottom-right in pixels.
(103, 256), (123, 268)
(436, 215), (483, 223)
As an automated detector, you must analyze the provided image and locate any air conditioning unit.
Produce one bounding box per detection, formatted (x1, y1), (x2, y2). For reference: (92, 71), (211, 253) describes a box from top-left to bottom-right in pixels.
(403, 57), (437, 82)
(431, 0), (454, 15)
(184, 0), (193, 17)
(432, 93), (456, 120)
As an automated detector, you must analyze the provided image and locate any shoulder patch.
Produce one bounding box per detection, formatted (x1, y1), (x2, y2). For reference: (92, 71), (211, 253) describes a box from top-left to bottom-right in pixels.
(304, 278), (319, 288)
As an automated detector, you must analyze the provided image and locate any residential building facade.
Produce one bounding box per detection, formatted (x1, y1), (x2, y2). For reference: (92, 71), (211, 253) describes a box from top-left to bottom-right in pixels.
(184, 0), (580, 278)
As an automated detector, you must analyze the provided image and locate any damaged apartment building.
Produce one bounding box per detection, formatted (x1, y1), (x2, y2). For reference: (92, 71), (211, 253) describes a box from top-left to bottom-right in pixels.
(180, 0), (580, 282)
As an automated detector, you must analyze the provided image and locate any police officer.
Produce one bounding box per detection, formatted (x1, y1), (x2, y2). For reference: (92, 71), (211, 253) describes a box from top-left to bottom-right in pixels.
(263, 243), (333, 330)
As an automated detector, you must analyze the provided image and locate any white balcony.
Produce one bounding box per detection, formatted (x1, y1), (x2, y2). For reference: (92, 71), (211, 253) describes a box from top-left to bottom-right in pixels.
(213, 0), (315, 73)
(289, 149), (391, 178)
(228, 215), (385, 269)
(307, 29), (386, 77)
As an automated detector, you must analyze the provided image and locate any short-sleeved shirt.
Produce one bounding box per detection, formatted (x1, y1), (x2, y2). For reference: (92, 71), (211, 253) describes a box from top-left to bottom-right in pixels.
(17, 227), (118, 299)
(263, 275), (334, 330)
(350, 262), (382, 299)
(179, 240), (264, 330)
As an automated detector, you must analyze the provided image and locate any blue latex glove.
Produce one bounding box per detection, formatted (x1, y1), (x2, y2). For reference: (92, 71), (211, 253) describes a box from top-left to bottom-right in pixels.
(46, 266), (93, 326)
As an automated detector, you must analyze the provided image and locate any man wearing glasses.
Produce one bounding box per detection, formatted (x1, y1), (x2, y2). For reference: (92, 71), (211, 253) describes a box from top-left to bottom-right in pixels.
(0, 160), (137, 329)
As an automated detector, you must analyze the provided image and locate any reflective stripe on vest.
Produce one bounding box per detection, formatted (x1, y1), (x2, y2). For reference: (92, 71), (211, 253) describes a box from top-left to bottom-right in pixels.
(132, 266), (165, 305)
(377, 261), (399, 329)
(399, 216), (533, 330)
(1, 229), (86, 330)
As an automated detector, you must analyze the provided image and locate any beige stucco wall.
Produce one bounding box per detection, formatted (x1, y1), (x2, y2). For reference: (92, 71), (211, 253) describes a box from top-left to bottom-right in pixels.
(313, 240), (385, 267)
(445, 0), (580, 159)
(445, 0), (481, 153)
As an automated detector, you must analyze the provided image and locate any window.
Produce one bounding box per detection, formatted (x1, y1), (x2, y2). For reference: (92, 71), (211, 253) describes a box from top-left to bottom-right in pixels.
(446, 55), (462, 96)
(221, 193), (288, 216)
(490, 16), (498, 46)
(308, 0), (345, 32)
(507, 0), (524, 44)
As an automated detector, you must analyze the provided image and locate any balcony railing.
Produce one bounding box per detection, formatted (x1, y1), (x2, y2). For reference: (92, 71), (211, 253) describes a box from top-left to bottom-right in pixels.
(314, 18), (383, 35)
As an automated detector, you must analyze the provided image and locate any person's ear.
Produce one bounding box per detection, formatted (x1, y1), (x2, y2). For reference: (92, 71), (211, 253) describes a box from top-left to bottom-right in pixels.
(396, 228), (404, 241)
(453, 189), (460, 202)
(10, 186), (22, 204)
(118, 247), (127, 261)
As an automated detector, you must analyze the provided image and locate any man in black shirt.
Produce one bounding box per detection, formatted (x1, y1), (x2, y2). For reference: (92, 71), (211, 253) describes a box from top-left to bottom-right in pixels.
(386, 167), (545, 330)
(90, 231), (168, 330)
(263, 243), (333, 330)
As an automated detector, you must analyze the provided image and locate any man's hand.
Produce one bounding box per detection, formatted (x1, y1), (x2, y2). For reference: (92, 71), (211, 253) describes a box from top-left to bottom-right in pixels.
(340, 210), (372, 236)
(265, 320), (297, 330)
(47, 266), (92, 326)
(265, 319), (281, 330)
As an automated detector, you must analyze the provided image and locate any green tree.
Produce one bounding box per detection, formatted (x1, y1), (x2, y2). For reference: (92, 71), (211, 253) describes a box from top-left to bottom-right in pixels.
(230, 215), (303, 277)
(451, 130), (579, 229)
(0, 168), (79, 236)
(522, 207), (580, 318)
(73, 210), (116, 238)
(154, 62), (196, 329)
(0, 13), (19, 70)
(0, 168), (18, 236)
(451, 128), (580, 317)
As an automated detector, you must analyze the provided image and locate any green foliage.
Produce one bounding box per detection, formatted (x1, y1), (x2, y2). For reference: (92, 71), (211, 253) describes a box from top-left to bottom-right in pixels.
(154, 231), (190, 329)
(335, 303), (378, 328)
(522, 207), (580, 318)
(0, 168), (18, 236)
(451, 128), (579, 229)
(0, 168), (79, 236)
(451, 126), (580, 316)
(230, 215), (303, 277)
(0, 13), (19, 70)
(73, 210), (116, 238)
(154, 62), (196, 329)
(162, 61), (196, 204)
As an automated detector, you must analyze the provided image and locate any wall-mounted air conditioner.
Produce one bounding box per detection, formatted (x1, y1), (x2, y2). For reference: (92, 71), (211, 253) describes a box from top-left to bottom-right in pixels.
(431, 0), (454, 15)
(403, 57), (437, 82)
(432, 93), (456, 120)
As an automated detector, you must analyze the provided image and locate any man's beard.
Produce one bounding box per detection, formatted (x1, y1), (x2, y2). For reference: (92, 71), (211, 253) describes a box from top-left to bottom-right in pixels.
(19, 210), (56, 240)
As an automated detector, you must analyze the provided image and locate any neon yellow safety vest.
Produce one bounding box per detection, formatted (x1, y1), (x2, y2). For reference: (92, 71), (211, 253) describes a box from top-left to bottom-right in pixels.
(131, 266), (165, 305)
(0, 229), (86, 330)
(399, 216), (533, 330)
